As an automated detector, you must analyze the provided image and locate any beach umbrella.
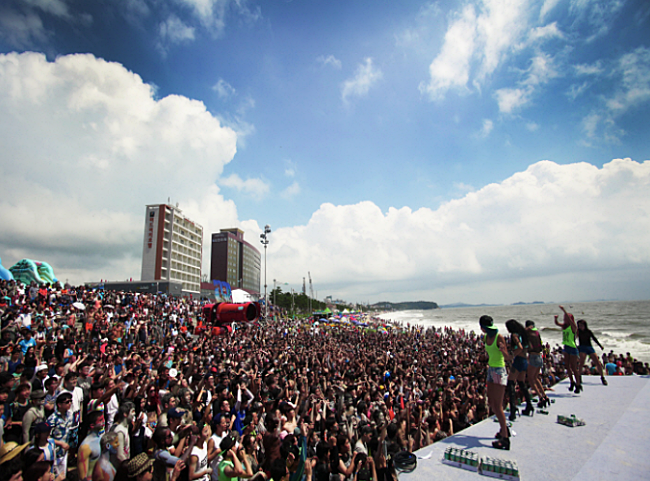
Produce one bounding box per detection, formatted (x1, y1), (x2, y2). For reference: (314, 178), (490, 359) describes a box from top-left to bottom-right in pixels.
(73, 302), (85, 310)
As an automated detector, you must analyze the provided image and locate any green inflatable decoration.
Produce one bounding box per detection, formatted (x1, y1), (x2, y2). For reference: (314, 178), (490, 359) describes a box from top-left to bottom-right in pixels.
(9, 259), (58, 285)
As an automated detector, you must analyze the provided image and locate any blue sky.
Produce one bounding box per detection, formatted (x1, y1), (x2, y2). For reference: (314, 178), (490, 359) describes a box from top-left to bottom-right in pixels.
(1, 0), (649, 305)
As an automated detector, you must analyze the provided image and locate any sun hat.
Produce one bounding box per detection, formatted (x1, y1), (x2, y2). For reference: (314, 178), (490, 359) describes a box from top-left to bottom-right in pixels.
(0, 441), (30, 465)
(125, 453), (154, 478)
(35, 364), (48, 374)
(30, 390), (46, 400)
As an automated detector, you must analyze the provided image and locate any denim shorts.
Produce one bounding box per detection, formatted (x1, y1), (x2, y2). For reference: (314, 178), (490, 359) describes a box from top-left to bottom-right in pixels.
(579, 345), (596, 355)
(512, 356), (528, 372)
(487, 366), (508, 386)
(529, 353), (543, 368)
(564, 345), (579, 356)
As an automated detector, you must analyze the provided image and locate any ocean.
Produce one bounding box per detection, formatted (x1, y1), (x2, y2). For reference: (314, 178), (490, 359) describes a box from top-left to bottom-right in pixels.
(378, 300), (650, 363)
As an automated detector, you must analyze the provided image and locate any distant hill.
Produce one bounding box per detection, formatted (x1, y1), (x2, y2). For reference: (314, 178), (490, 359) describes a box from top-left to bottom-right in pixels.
(440, 303), (501, 308)
(371, 301), (439, 310)
(511, 301), (545, 305)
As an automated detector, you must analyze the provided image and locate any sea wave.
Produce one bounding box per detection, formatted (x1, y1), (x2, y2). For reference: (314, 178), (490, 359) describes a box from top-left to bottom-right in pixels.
(601, 330), (634, 339)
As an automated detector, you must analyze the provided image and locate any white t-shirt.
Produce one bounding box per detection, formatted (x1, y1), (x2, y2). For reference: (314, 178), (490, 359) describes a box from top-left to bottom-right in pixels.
(62, 387), (85, 428)
(209, 432), (226, 481)
(19, 313), (32, 329)
(105, 394), (119, 431)
(113, 423), (130, 462)
(192, 443), (210, 481)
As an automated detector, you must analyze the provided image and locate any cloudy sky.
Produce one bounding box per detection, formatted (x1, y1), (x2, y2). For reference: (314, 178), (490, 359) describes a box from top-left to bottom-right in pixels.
(1, 0), (649, 305)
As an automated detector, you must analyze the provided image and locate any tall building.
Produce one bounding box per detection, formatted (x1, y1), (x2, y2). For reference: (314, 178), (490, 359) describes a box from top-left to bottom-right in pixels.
(210, 228), (261, 296)
(141, 204), (203, 294)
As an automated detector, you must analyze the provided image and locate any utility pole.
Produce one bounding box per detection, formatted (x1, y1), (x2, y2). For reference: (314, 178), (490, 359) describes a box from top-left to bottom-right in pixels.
(260, 225), (271, 319)
(308, 271), (313, 316)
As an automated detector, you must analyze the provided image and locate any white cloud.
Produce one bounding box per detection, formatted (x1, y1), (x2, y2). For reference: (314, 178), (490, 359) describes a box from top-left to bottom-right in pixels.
(540, 0), (563, 21)
(317, 55), (342, 69)
(567, 81), (589, 100)
(280, 182), (301, 200)
(494, 52), (560, 113)
(574, 60), (604, 76)
(421, 0), (535, 99)
(569, 0), (625, 40)
(175, 0), (261, 34)
(219, 173), (269, 199)
(283, 159), (296, 178)
(475, 0), (532, 81)
(395, 1), (442, 51)
(212, 78), (236, 98)
(523, 52), (560, 86)
(453, 182), (475, 193)
(477, 118), (494, 138)
(419, 4), (477, 99)
(581, 112), (600, 138)
(0, 51), (241, 282)
(209, 80), (255, 146)
(268, 159), (650, 303)
(526, 122), (539, 131)
(494, 87), (530, 113)
(341, 58), (383, 104)
(0, 7), (48, 48)
(528, 22), (564, 43)
(236, 95), (255, 116)
(581, 47), (650, 141)
(159, 14), (195, 45)
(608, 47), (650, 114)
(22, 0), (71, 18)
(0, 0), (91, 48)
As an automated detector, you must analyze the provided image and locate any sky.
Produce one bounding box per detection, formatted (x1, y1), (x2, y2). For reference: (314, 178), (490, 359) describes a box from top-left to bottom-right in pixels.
(0, 0), (649, 306)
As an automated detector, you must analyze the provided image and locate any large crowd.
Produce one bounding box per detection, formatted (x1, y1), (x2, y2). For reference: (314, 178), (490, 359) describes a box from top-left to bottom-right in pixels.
(0, 279), (647, 481)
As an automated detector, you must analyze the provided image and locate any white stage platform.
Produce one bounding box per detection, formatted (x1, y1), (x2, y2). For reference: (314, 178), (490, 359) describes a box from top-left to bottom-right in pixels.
(399, 375), (650, 480)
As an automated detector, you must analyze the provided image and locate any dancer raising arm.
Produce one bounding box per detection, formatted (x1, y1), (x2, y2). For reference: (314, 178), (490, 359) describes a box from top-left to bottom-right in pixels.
(555, 306), (582, 394)
(577, 320), (607, 386)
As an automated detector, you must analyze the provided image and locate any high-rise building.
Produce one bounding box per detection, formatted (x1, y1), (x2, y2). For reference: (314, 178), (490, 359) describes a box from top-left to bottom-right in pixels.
(210, 228), (260, 296)
(141, 204), (203, 294)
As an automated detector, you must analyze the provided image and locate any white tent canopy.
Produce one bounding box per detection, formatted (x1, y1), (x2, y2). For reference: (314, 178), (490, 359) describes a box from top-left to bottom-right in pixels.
(232, 289), (258, 303)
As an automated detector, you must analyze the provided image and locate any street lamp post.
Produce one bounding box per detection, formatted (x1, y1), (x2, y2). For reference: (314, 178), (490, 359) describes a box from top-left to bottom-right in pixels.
(260, 224), (271, 319)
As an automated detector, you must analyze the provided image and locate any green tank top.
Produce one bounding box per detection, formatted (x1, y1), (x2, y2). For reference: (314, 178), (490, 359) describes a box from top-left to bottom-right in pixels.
(485, 332), (505, 368)
(562, 325), (576, 348)
(218, 459), (236, 481)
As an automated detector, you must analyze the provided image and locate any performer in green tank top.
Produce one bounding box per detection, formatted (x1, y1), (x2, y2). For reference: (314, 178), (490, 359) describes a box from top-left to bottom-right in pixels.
(480, 315), (511, 450)
(554, 305), (582, 393)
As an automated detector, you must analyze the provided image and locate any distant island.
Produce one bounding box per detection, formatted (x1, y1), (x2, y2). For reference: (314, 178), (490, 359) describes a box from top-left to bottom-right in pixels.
(371, 301), (439, 310)
(372, 301), (554, 311)
(440, 303), (501, 308)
